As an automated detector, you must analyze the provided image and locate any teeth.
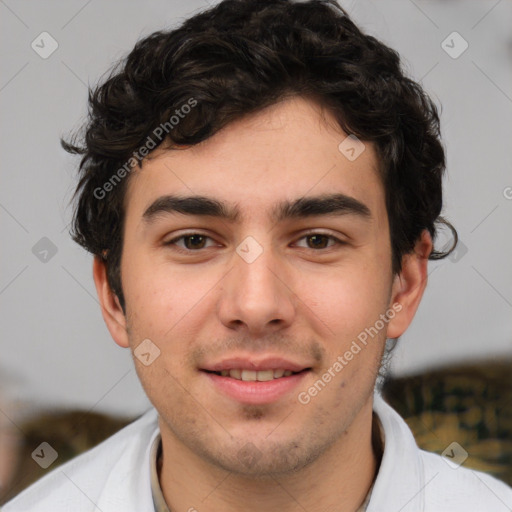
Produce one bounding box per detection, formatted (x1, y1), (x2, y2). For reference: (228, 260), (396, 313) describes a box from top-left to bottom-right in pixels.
(218, 369), (297, 381)
(230, 368), (242, 379)
(255, 370), (274, 381)
(241, 370), (257, 381)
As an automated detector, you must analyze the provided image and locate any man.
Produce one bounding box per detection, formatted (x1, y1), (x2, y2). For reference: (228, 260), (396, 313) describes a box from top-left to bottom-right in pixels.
(4, 0), (511, 510)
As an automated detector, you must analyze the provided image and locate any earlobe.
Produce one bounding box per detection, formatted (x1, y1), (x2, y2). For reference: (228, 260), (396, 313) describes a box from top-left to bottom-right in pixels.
(386, 230), (433, 339)
(92, 256), (130, 348)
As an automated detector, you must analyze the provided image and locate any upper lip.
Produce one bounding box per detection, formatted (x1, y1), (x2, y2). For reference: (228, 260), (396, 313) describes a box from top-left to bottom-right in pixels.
(201, 356), (311, 373)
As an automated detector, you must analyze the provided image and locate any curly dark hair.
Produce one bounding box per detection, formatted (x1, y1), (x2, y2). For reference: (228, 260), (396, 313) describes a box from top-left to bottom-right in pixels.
(62, 0), (457, 314)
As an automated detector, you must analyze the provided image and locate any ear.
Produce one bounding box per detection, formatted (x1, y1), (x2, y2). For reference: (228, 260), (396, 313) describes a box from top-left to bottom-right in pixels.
(386, 229), (432, 339)
(92, 256), (130, 348)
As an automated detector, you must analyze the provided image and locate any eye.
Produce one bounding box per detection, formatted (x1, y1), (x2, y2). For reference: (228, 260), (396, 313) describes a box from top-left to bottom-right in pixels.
(163, 231), (344, 252)
(165, 233), (218, 251)
(294, 232), (344, 250)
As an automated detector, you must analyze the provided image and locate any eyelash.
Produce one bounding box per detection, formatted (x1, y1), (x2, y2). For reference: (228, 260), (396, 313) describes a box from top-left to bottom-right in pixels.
(164, 231), (346, 252)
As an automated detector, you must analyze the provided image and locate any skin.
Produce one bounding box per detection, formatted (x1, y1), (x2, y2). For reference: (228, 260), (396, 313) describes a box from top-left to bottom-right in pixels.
(93, 95), (432, 512)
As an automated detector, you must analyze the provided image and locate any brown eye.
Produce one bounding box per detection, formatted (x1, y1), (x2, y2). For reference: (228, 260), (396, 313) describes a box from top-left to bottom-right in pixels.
(183, 234), (207, 249)
(306, 234), (330, 249)
(295, 233), (341, 250)
(165, 233), (216, 251)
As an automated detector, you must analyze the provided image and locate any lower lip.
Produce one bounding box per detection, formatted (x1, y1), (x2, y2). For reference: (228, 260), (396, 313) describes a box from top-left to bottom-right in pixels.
(203, 370), (309, 405)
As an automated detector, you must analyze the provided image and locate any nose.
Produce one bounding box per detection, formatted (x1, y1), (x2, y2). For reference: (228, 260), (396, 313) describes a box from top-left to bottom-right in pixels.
(216, 241), (296, 337)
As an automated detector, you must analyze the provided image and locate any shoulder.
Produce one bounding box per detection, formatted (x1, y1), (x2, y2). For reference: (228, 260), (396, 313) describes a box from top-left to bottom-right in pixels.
(369, 394), (512, 512)
(2, 408), (159, 512)
(419, 448), (512, 511)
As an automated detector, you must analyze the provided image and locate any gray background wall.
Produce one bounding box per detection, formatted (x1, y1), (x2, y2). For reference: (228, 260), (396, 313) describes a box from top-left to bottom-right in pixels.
(1, 0), (511, 420)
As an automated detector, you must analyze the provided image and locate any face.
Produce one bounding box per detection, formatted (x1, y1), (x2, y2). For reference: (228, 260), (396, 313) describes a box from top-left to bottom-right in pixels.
(95, 95), (426, 477)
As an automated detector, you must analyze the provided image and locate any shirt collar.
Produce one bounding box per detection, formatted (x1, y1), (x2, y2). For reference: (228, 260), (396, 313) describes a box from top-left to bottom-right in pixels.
(150, 432), (171, 512)
(366, 393), (425, 511)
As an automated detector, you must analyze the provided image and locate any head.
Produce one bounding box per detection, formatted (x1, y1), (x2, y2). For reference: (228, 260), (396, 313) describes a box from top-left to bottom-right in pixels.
(64, 0), (456, 477)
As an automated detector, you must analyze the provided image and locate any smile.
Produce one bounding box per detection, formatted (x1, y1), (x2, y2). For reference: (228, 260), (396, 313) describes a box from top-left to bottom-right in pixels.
(202, 367), (311, 405)
(211, 368), (299, 381)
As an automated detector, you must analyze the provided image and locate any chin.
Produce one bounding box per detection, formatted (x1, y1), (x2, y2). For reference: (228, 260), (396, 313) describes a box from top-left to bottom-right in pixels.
(197, 436), (326, 478)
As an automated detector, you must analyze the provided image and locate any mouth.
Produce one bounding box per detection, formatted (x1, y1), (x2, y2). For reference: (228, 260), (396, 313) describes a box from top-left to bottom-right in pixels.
(203, 368), (310, 381)
(200, 358), (312, 404)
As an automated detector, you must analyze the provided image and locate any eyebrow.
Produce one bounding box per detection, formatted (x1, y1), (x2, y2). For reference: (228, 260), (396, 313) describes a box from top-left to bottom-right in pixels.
(141, 193), (372, 225)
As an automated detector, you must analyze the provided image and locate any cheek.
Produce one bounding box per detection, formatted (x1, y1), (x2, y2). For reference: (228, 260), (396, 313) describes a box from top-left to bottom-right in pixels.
(122, 255), (222, 342)
(298, 263), (388, 339)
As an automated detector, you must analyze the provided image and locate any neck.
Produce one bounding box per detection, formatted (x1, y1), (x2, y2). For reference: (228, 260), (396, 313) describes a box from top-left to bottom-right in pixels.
(158, 396), (381, 512)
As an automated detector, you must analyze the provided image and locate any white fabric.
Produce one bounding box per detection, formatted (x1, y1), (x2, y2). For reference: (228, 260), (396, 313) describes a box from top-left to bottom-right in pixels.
(3, 393), (511, 512)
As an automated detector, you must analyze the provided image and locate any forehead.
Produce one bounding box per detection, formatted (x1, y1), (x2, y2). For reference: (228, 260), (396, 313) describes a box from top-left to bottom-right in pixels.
(123, 96), (385, 224)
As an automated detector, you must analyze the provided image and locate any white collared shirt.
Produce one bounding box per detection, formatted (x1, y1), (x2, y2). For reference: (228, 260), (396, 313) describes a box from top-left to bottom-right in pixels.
(3, 393), (512, 512)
